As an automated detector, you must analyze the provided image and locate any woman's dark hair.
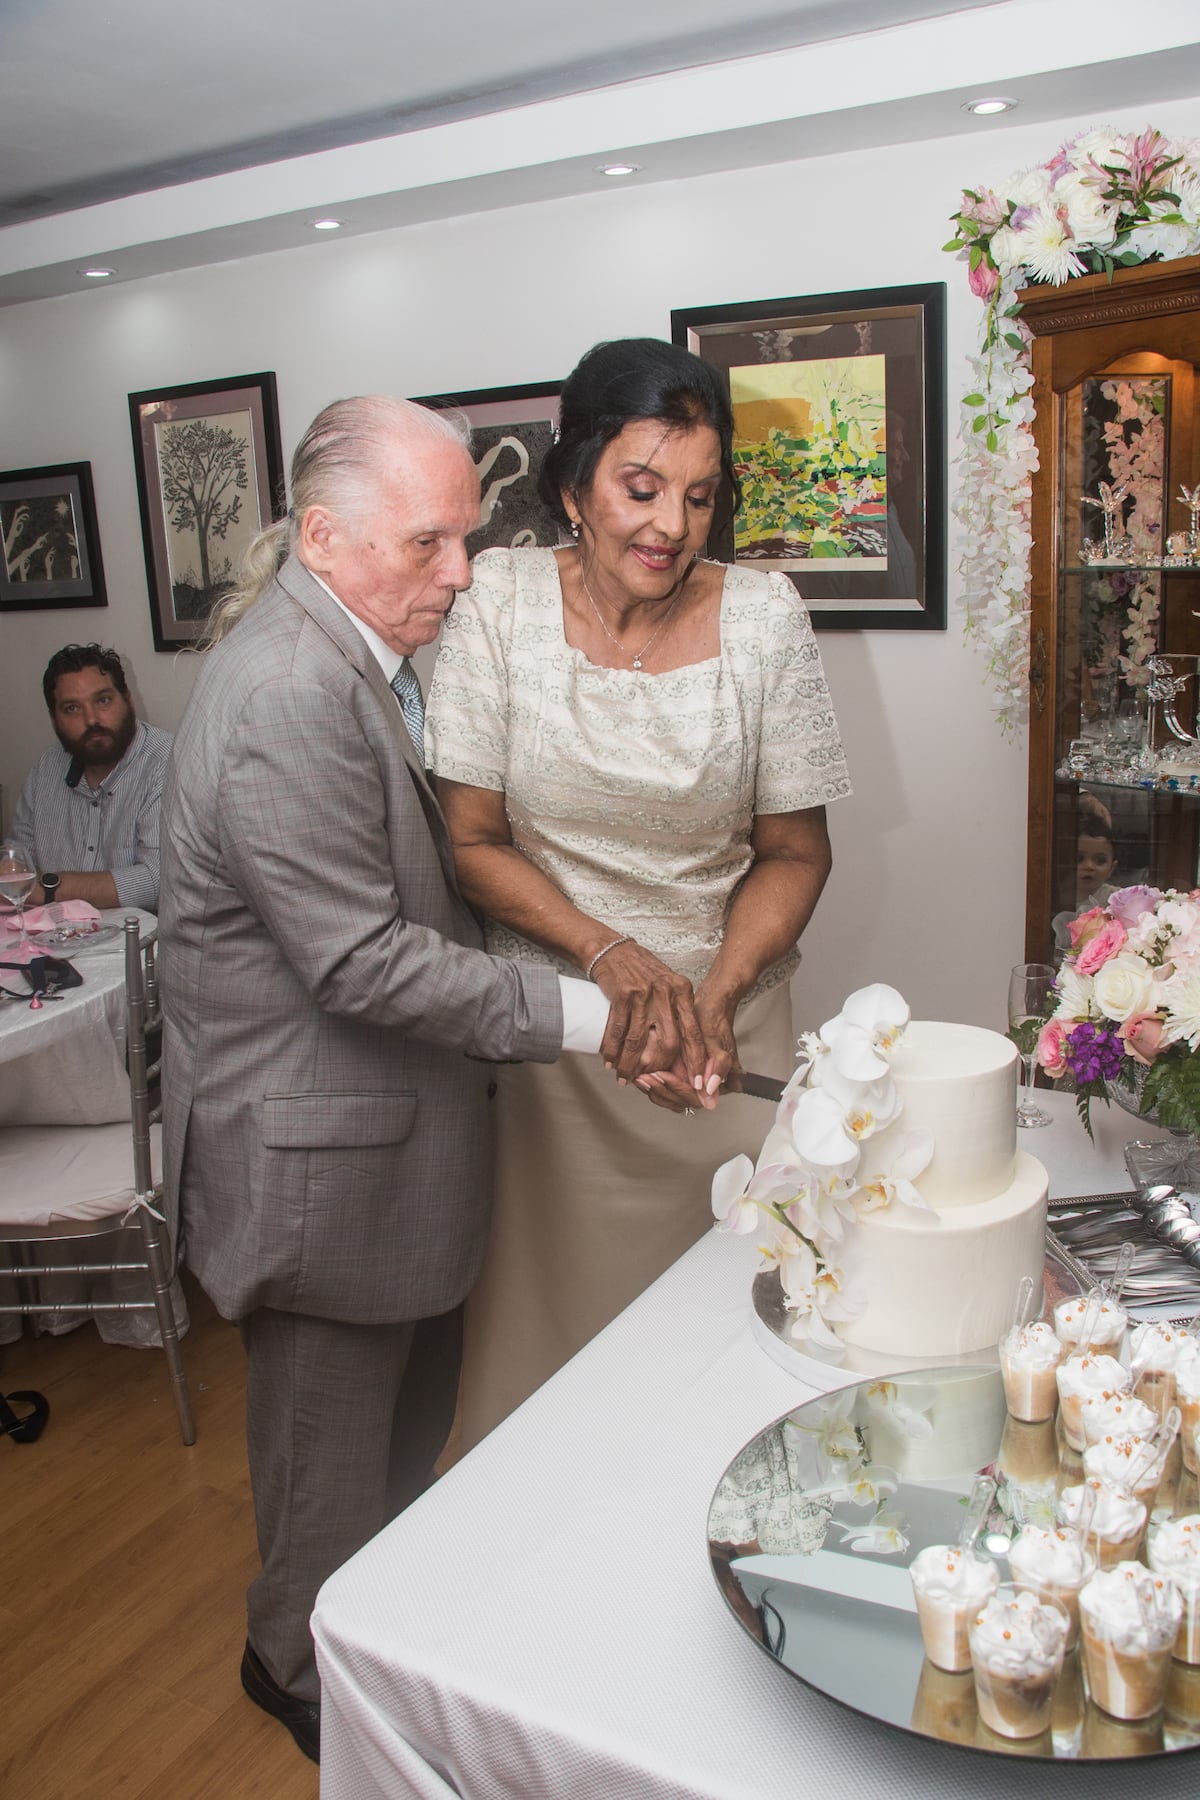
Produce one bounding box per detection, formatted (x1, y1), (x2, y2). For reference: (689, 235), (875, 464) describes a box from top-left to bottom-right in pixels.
(538, 338), (739, 527)
(42, 642), (129, 710)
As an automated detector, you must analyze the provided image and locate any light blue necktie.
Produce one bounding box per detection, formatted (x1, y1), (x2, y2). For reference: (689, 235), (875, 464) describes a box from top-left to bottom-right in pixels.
(390, 660), (425, 765)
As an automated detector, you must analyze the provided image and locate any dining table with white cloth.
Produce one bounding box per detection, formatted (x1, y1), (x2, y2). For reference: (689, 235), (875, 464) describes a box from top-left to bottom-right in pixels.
(0, 908), (177, 1348)
(0, 908), (157, 1126)
(311, 1089), (1199, 1800)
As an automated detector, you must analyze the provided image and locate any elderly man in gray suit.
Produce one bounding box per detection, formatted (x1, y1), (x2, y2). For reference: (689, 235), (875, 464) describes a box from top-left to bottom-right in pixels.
(158, 397), (691, 1764)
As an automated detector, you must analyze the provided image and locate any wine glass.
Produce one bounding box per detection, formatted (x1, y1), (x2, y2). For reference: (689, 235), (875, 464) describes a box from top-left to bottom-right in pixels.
(1008, 963), (1055, 1129)
(0, 839), (38, 946)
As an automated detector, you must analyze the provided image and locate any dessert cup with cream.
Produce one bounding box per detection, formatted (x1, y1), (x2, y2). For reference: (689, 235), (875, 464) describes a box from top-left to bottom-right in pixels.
(1008, 1525), (1096, 1650)
(999, 1320), (1064, 1423)
(967, 1586), (1068, 1739)
(909, 1544), (999, 1672)
(1078, 1560), (1182, 1720)
(1059, 1478), (1147, 1569)
(1056, 1353), (1129, 1452)
(1147, 1514), (1200, 1664)
(1054, 1294), (1127, 1356)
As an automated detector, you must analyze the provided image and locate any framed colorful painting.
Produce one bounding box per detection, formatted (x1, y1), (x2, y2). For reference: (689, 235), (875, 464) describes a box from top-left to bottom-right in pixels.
(129, 371), (286, 649)
(672, 284), (946, 629)
(0, 462), (106, 611)
(416, 381), (564, 551)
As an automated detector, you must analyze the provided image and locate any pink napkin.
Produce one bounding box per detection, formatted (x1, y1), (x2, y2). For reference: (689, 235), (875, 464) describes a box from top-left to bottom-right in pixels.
(4, 899), (101, 934)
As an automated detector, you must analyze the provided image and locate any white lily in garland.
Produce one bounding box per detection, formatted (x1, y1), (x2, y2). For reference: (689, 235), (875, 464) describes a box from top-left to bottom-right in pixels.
(712, 984), (934, 1360)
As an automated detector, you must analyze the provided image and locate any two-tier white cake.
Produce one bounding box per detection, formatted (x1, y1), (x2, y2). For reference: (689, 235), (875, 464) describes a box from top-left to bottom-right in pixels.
(836, 1022), (1048, 1357)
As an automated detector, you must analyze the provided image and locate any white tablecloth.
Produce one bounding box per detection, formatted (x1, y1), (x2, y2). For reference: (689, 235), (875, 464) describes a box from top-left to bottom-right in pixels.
(0, 909), (157, 1125)
(312, 1091), (1196, 1798)
(0, 908), (181, 1349)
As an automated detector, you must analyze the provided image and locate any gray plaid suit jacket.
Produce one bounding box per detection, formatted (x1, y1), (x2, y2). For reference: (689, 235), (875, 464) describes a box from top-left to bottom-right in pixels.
(159, 556), (562, 1324)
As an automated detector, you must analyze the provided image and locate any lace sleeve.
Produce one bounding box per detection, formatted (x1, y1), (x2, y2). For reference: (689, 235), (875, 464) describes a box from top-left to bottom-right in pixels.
(753, 571), (852, 814)
(426, 548), (516, 791)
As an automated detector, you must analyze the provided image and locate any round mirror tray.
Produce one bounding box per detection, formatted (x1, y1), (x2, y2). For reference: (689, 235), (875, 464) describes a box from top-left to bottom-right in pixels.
(708, 1363), (1200, 1762)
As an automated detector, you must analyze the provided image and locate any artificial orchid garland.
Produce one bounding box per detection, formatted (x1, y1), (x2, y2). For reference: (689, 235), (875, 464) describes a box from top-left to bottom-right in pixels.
(946, 127), (1200, 734)
(712, 983), (933, 1359)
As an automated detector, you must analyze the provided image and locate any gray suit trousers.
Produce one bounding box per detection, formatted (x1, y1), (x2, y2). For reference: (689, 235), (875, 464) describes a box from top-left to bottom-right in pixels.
(239, 1304), (463, 1699)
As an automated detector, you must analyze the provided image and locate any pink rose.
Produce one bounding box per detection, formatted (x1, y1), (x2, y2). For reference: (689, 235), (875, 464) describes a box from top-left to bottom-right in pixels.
(968, 258), (999, 301)
(1068, 906), (1108, 951)
(1037, 1019), (1069, 1078)
(1075, 917), (1128, 976)
(1119, 1012), (1167, 1067)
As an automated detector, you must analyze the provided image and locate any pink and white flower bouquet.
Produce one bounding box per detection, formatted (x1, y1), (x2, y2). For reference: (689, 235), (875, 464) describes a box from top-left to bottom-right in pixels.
(1035, 884), (1200, 1135)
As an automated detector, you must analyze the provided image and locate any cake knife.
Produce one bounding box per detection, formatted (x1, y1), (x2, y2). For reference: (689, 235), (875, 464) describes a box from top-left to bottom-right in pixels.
(724, 1070), (786, 1103)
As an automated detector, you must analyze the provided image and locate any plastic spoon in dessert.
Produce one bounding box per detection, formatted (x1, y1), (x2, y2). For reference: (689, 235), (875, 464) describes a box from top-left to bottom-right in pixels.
(1125, 1405), (1182, 1493)
(1073, 1292), (1104, 1360)
(1101, 1240), (1136, 1310)
(1009, 1273), (1038, 1342)
(957, 1473), (997, 1556)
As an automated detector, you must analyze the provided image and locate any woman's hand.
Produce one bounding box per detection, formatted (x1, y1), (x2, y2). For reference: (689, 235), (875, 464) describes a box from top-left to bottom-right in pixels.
(590, 938), (708, 1091)
(632, 984), (740, 1114)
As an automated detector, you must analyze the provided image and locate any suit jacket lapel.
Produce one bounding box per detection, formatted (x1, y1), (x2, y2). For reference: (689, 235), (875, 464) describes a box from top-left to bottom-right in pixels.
(274, 558), (457, 880)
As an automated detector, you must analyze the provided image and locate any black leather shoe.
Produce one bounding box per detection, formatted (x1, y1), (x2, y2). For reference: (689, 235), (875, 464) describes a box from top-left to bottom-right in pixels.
(240, 1641), (320, 1764)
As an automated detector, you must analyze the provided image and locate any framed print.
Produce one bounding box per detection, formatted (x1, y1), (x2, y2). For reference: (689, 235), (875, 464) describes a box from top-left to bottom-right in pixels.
(672, 284), (946, 629)
(417, 381), (564, 551)
(129, 371), (285, 650)
(0, 462), (106, 611)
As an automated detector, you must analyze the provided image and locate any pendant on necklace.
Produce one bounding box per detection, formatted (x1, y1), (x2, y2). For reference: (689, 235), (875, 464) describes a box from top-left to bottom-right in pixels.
(632, 655), (643, 671)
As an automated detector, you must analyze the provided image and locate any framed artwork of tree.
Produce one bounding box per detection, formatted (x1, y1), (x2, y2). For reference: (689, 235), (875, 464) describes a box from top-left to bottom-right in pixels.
(128, 371), (285, 649)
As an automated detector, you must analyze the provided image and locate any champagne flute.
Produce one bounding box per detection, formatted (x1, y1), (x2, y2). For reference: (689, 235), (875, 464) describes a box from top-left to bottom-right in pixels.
(1008, 962), (1055, 1129)
(0, 839), (38, 946)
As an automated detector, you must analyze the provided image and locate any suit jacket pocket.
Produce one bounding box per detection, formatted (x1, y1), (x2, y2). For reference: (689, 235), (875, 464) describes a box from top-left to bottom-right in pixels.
(261, 1091), (418, 1149)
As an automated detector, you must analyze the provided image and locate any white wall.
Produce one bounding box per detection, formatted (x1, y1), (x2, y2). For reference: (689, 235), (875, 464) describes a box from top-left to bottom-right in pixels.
(2, 95), (1197, 1034)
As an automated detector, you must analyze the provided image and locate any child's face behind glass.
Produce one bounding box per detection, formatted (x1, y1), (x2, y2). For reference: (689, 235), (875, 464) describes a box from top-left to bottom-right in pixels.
(1076, 832), (1116, 902)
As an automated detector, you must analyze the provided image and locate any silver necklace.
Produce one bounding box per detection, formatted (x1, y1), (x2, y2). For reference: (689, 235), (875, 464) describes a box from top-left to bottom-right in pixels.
(577, 560), (686, 671)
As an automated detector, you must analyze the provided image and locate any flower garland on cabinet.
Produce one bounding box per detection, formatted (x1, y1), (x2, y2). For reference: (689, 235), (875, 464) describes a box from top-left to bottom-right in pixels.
(946, 127), (1200, 735)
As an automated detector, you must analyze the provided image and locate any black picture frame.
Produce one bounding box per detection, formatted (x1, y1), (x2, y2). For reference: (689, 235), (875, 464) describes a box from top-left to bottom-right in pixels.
(0, 461), (107, 611)
(416, 381), (564, 552)
(128, 371), (286, 650)
(672, 284), (946, 629)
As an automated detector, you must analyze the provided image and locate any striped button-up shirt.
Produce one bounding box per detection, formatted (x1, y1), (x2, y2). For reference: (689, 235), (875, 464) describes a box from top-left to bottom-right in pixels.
(11, 720), (172, 911)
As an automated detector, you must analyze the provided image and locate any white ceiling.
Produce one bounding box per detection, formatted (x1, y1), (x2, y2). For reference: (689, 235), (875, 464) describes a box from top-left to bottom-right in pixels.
(2, 0), (1198, 308)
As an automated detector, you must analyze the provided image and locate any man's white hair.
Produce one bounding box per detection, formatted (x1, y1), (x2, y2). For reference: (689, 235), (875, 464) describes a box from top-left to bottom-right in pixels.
(203, 396), (472, 644)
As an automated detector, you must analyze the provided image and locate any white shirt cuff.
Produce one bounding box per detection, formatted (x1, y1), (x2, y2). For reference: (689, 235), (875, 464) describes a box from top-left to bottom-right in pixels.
(558, 976), (610, 1054)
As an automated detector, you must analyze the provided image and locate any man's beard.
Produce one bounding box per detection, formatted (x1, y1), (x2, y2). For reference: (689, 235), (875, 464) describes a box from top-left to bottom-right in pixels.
(60, 708), (137, 768)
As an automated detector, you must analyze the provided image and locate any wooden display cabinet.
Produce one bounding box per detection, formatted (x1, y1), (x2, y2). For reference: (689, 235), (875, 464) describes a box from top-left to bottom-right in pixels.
(1023, 255), (1200, 960)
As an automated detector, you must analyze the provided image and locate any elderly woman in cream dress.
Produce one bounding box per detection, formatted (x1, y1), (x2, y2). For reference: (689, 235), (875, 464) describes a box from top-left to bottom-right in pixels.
(427, 338), (851, 1448)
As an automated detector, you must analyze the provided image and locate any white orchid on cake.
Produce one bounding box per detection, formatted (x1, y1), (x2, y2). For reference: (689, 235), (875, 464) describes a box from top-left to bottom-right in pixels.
(713, 985), (935, 1359)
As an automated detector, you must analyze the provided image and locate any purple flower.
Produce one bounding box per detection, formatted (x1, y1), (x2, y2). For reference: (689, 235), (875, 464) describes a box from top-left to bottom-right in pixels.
(1107, 884), (1164, 929)
(1064, 1021), (1125, 1085)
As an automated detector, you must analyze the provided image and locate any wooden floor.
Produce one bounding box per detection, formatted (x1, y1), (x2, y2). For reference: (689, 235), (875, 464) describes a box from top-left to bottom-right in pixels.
(0, 1274), (319, 1800)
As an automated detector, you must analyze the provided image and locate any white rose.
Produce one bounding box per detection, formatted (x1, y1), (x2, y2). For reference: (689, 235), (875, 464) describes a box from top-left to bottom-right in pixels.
(1091, 951), (1156, 1022)
(1006, 166), (1053, 209)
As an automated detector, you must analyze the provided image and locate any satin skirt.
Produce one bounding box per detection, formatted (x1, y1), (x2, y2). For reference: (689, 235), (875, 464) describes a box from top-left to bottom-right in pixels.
(458, 981), (794, 1451)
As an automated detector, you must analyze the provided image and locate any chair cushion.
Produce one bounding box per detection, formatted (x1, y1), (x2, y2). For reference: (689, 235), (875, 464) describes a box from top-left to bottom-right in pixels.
(0, 1123), (162, 1227)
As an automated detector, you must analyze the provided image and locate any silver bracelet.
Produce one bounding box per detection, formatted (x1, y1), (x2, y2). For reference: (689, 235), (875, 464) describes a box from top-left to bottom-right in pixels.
(585, 934), (633, 980)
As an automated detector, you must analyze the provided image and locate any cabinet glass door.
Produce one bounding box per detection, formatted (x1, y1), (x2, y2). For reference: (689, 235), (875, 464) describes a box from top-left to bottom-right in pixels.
(1049, 353), (1200, 954)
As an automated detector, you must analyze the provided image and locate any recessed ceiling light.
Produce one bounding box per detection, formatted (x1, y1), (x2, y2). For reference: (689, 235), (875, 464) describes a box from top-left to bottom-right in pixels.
(309, 217), (343, 231)
(596, 162), (640, 177)
(79, 265), (115, 279)
(962, 96), (1018, 116)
